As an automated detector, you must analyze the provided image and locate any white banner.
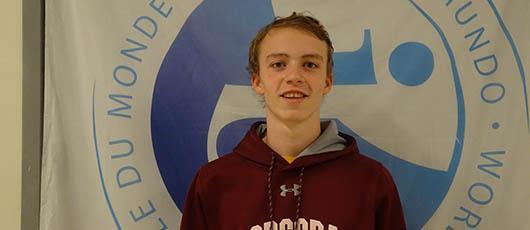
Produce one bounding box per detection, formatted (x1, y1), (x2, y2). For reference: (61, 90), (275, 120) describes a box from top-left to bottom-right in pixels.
(42, 0), (530, 229)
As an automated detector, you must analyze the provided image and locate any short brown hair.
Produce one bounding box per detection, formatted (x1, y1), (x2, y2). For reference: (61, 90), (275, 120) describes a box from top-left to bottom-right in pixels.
(247, 12), (334, 76)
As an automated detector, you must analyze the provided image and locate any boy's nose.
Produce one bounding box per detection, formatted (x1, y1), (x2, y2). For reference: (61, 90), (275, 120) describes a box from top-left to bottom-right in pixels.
(285, 66), (304, 85)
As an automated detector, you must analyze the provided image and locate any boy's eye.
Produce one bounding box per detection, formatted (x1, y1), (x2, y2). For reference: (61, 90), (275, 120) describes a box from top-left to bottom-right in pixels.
(270, 62), (286, 69)
(304, 62), (318, 69)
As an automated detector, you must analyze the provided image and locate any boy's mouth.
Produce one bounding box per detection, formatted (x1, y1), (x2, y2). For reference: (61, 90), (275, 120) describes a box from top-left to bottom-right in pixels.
(280, 89), (309, 99)
(281, 92), (308, 99)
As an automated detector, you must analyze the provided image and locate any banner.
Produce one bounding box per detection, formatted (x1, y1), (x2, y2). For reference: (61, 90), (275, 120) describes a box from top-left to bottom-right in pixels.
(42, 0), (530, 229)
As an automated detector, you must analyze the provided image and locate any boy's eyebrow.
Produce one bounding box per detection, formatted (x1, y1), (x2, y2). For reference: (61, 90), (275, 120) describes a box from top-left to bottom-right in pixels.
(265, 53), (289, 60)
(301, 54), (324, 61)
(265, 53), (324, 61)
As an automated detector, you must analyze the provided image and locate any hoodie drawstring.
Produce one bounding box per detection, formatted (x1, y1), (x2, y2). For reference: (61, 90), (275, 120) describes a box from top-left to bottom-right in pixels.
(294, 167), (304, 230)
(267, 152), (305, 230)
(268, 154), (275, 225)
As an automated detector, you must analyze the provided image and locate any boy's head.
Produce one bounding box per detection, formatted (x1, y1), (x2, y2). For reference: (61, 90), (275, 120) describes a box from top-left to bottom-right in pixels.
(247, 12), (334, 76)
(247, 12), (334, 123)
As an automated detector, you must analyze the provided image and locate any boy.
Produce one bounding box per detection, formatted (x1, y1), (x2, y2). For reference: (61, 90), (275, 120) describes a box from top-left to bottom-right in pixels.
(181, 12), (406, 230)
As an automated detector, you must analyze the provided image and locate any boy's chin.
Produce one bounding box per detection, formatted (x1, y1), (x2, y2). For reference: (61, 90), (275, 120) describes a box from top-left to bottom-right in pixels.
(276, 112), (315, 124)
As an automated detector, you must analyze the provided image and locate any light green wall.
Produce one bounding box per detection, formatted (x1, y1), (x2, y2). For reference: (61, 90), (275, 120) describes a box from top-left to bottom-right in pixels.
(0, 0), (22, 229)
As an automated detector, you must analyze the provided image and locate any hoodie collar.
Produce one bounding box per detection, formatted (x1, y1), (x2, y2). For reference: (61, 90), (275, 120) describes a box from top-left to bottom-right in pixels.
(234, 120), (359, 171)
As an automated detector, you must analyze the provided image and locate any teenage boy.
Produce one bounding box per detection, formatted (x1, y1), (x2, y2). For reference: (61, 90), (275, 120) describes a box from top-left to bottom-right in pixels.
(181, 12), (406, 230)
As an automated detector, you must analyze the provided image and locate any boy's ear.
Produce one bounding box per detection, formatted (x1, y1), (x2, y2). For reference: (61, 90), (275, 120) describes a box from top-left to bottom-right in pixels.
(323, 74), (333, 95)
(251, 74), (265, 95)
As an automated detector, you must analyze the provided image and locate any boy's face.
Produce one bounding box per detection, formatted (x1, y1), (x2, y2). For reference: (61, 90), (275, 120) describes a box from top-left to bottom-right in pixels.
(252, 27), (332, 124)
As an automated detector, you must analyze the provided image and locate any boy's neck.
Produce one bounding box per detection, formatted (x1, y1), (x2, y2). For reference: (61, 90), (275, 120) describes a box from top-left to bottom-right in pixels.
(263, 115), (321, 159)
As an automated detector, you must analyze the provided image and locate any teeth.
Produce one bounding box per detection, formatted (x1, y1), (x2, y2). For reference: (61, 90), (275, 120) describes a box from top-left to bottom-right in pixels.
(283, 92), (305, 98)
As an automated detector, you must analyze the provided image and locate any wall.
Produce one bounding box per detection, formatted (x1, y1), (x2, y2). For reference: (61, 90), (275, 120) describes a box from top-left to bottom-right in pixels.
(0, 0), (22, 229)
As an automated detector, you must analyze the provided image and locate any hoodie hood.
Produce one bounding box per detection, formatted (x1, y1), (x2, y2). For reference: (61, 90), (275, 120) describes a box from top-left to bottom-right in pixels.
(233, 120), (359, 171)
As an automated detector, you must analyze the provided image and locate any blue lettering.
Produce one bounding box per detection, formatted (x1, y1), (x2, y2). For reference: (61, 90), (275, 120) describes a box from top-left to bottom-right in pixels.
(480, 82), (505, 104)
(109, 139), (134, 159)
(129, 199), (156, 222)
(149, 0), (173, 18)
(454, 206), (481, 228)
(158, 217), (168, 230)
(468, 182), (494, 205)
(455, 1), (477, 25)
(116, 165), (142, 188)
(113, 65), (137, 87)
(473, 54), (498, 76)
(477, 150), (504, 179)
(120, 38), (148, 62)
(133, 16), (158, 39)
(465, 27), (490, 52)
(108, 94), (133, 118)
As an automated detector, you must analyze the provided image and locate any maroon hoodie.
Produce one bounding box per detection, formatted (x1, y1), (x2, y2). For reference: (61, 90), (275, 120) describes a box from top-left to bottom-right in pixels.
(181, 121), (406, 229)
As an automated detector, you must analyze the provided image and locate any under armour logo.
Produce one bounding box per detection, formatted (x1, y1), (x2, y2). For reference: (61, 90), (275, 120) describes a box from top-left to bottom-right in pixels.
(280, 184), (301, 197)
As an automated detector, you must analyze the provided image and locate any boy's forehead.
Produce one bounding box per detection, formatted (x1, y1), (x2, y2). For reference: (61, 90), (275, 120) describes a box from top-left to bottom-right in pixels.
(265, 53), (324, 61)
(259, 27), (327, 59)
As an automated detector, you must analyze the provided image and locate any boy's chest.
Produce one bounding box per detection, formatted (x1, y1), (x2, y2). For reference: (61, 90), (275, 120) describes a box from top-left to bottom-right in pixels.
(201, 171), (377, 229)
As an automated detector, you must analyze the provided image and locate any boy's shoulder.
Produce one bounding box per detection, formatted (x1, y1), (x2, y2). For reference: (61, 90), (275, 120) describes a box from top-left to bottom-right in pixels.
(193, 151), (247, 180)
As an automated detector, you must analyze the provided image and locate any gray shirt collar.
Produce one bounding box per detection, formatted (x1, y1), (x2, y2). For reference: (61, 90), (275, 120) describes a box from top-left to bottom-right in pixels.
(257, 120), (347, 157)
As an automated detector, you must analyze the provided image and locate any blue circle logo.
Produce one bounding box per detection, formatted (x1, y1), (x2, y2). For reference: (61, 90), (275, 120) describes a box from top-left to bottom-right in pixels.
(150, 0), (527, 228)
